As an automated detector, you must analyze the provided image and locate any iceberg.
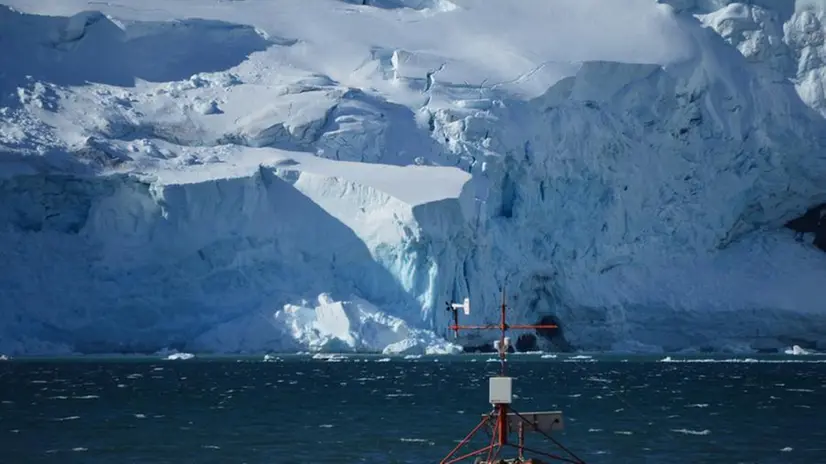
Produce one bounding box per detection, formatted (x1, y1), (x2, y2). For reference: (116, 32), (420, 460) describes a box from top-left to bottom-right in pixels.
(163, 352), (195, 361)
(0, 0), (825, 355)
(784, 344), (814, 355)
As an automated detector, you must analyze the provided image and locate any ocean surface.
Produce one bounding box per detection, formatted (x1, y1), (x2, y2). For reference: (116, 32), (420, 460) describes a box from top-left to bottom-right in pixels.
(1, 353), (825, 463)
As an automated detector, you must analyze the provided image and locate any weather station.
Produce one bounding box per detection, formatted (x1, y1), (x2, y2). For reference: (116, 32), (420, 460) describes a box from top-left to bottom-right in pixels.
(439, 292), (587, 464)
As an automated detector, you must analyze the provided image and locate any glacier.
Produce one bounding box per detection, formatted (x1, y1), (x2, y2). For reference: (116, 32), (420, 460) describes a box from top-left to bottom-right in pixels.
(1, 0), (826, 355)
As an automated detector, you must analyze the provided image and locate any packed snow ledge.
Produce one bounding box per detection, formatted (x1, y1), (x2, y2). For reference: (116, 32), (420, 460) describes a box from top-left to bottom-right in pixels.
(1, 0), (826, 356)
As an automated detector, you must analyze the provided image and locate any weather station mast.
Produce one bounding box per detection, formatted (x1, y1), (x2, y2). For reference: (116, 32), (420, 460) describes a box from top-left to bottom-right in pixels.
(439, 291), (587, 464)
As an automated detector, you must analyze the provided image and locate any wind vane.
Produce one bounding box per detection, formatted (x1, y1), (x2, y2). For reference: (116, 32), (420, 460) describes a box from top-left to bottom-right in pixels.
(440, 290), (587, 464)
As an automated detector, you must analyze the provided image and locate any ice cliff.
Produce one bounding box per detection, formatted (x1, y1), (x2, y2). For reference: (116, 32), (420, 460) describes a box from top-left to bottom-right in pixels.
(1, 0), (826, 355)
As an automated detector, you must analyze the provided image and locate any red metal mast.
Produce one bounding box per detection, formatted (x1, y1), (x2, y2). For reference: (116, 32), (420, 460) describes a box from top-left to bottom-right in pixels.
(440, 290), (586, 464)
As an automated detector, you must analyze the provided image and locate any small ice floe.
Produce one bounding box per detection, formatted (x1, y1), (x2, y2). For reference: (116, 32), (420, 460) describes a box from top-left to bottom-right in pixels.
(311, 353), (347, 362)
(784, 345), (810, 355)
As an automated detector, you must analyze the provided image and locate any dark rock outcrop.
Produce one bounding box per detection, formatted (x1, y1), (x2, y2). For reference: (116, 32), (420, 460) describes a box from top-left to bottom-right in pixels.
(785, 203), (826, 252)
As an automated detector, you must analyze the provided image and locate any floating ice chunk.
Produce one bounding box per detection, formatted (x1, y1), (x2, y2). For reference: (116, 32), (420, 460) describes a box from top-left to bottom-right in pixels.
(784, 345), (811, 355)
(164, 352), (195, 360)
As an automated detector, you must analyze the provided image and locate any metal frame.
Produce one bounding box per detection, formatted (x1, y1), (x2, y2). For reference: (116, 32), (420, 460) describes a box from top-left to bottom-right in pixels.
(440, 291), (587, 464)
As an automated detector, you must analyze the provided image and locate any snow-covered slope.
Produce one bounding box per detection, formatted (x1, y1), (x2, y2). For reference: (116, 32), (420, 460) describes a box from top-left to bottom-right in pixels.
(1, 0), (825, 355)
(664, 0), (826, 116)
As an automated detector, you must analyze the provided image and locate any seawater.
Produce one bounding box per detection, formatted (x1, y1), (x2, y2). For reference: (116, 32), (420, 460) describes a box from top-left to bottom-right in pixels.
(1, 353), (825, 463)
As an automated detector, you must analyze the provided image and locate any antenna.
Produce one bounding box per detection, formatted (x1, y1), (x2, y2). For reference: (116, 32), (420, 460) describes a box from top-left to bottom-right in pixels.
(451, 297), (470, 315)
(440, 290), (586, 464)
(446, 292), (559, 376)
(445, 297), (470, 338)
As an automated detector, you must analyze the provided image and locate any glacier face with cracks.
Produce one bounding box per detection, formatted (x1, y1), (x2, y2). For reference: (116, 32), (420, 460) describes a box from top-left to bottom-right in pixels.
(1, 0), (826, 355)
(0, 148), (472, 355)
